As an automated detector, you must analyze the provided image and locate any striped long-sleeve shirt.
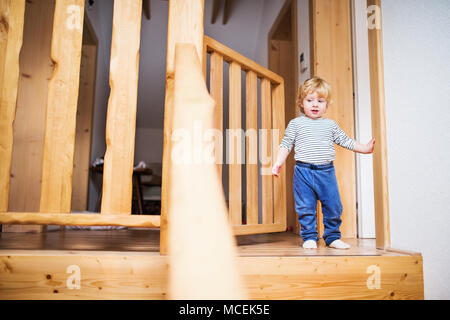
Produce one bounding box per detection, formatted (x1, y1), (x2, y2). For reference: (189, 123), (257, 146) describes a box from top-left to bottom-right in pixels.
(280, 116), (355, 164)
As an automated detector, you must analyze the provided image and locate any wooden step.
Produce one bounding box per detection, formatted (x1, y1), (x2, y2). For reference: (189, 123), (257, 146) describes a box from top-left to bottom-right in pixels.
(0, 230), (424, 300)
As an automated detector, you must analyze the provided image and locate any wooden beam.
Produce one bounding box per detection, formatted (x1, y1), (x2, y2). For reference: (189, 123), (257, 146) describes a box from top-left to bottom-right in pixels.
(0, 0), (26, 212)
(167, 43), (246, 299)
(101, 0), (142, 215)
(223, 0), (234, 24)
(143, 0), (150, 20)
(39, 0), (85, 213)
(367, 0), (390, 249)
(211, 0), (220, 24)
(161, 0), (205, 255)
(0, 211), (160, 228)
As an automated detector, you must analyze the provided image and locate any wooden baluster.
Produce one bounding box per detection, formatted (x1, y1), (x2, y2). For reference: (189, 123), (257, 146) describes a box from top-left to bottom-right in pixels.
(272, 82), (286, 228)
(39, 0), (85, 213)
(100, 0), (142, 215)
(261, 78), (273, 224)
(202, 39), (207, 78)
(210, 51), (223, 177)
(228, 61), (242, 225)
(245, 71), (258, 225)
(0, 0), (25, 212)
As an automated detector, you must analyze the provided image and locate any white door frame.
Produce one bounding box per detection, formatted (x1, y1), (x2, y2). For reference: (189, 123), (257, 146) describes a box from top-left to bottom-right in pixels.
(351, 0), (375, 238)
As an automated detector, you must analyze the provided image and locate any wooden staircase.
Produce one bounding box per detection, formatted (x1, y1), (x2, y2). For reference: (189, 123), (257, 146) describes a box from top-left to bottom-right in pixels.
(0, 0), (424, 300)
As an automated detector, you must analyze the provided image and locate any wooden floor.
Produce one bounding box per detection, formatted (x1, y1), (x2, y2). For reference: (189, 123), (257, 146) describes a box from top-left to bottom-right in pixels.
(0, 229), (424, 300)
(0, 228), (402, 256)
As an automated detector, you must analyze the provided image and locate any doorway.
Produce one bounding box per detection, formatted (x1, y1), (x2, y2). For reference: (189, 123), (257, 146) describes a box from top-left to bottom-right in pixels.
(269, 0), (358, 239)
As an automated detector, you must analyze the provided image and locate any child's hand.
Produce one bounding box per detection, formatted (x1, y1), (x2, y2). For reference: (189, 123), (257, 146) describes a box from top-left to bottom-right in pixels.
(354, 138), (375, 154)
(272, 163), (283, 177)
(365, 138), (375, 154)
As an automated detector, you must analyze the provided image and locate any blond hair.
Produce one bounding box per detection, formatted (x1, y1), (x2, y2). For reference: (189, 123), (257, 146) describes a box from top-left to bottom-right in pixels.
(296, 77), (333, 114)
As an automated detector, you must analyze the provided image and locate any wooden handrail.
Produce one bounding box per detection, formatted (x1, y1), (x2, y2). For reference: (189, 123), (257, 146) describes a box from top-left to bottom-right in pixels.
(204, 35), (284, 85)
(167, 42), (247, 299)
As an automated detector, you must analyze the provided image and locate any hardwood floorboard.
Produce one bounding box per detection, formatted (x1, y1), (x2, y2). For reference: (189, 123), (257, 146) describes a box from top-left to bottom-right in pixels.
(0, 229), (405, 257)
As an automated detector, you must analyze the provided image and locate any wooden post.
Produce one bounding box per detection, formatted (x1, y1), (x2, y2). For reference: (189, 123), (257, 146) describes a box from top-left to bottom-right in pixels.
(161, 0), (205, 254)
(228, 61), (242, 225)
(245, 71), (258, 225)
(101, 0), (142, 215)
(0, 0), (25, 212)
(367, 0), (390, 249)
(168, 42), (246, 299)
(39, 0), (85, 213)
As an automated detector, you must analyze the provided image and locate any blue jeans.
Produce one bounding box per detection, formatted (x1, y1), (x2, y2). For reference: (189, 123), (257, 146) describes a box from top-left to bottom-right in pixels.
(293, 161), (343, 245)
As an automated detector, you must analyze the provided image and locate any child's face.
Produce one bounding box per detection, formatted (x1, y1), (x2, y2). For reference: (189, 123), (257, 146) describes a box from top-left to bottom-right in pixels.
(302, 91), (327, 119)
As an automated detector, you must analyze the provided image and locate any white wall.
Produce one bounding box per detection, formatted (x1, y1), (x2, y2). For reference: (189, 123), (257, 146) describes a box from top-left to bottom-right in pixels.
(381, 0), (450, 299)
